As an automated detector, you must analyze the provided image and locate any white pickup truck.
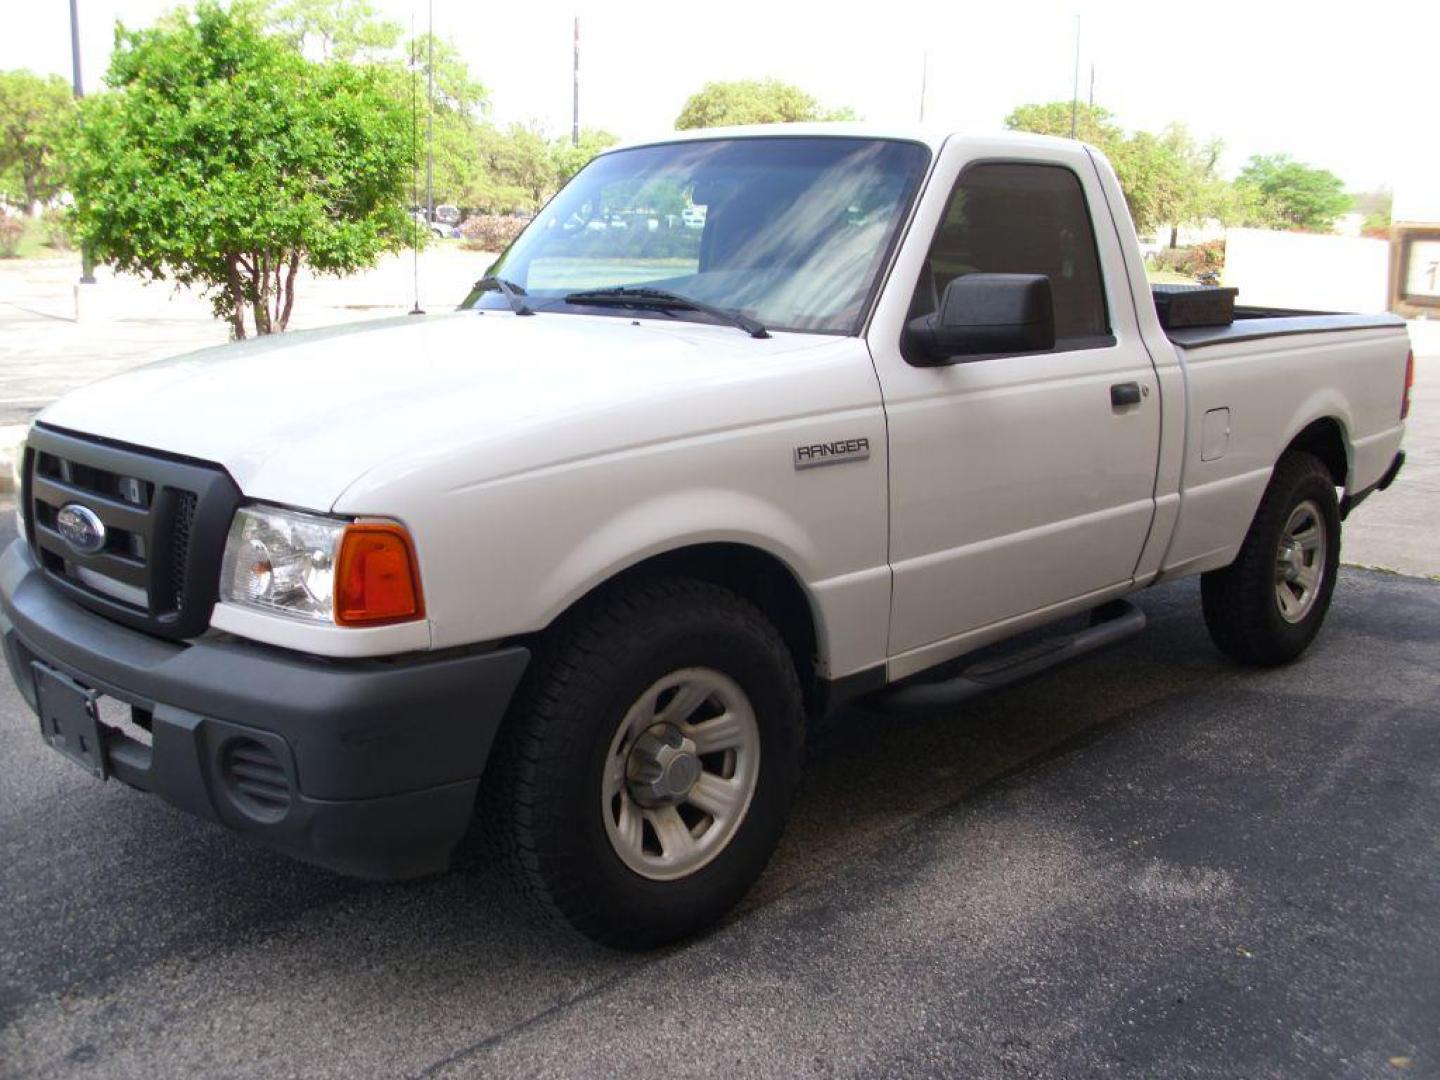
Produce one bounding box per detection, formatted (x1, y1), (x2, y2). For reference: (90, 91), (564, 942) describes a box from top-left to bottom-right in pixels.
(2, 126), (1411, 948)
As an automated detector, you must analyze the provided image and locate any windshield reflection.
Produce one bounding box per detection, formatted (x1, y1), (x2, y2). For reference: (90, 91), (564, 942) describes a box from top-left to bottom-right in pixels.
(469, 136), (931, 334)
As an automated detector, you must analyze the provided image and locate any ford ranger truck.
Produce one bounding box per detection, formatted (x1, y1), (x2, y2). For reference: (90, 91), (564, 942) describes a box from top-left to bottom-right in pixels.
(1, 127), (1410, 948)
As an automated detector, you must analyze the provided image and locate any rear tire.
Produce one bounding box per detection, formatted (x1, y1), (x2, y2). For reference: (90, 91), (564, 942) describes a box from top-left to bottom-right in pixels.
(487, 576), (804, 949)
(1201, 451), (1341, 666)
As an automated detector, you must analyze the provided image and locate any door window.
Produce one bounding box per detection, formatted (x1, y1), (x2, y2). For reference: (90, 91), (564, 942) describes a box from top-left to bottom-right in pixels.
(910, 162), (1111, 350)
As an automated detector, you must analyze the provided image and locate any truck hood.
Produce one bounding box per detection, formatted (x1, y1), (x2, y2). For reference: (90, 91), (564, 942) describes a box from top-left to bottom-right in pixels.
(37, 311), (840, 510)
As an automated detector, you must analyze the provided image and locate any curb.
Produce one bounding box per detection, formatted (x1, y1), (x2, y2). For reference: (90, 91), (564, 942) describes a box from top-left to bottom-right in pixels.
(0, 424), (29, 496)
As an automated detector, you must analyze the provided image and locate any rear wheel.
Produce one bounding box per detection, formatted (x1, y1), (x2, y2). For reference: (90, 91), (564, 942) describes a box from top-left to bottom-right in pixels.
(489, 576), (804, 949)
(1201, 451), (1341, 666)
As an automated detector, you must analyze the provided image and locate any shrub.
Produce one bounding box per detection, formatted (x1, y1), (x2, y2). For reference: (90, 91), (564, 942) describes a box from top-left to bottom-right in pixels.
(460, 214), (527, 253)
(0, 216), (24, 258)
(41, 208), (72, 251)
(1149, 240), (1225, 278)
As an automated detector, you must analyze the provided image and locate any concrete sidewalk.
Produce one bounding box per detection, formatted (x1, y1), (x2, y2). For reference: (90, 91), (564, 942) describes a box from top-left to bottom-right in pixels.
(0, 245), (490, 423)
(0, 253), (1434, 574)
(0, 245), (492, 491)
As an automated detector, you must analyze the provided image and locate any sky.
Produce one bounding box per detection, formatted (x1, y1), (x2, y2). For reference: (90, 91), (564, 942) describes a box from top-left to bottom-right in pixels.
(7, 0), (1439, 194)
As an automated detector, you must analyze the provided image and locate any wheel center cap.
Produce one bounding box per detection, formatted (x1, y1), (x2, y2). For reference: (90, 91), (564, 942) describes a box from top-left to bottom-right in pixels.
(665, 753), (701, 793)
(626, 725), (702, 807)
(1277, 541), (1302, 582)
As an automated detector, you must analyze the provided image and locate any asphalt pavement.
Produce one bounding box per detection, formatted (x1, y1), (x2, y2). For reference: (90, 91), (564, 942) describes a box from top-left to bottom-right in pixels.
(1, 502), (1437, 1079)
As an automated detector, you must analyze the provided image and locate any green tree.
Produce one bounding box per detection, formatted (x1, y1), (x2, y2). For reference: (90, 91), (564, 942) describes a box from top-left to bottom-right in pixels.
(265, 3), (492, 210)
(1236, 154), (1350, 232)
(1005, 103), (1235, 240)
(1352, 190), (1392, 237)
(264, 0), (401, 60)
(62, 1), (413, 338)
(675, 78), (855, 130)
(552, 127), (620, 189)
(377, 34), (492, 210)
(467, 124), (617, 214)
(0, 70), (75, 213)
(1003, 101), (1124, 147)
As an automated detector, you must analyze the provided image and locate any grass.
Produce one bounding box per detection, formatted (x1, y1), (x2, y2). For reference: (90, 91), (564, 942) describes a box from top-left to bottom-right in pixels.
(0, 216), (74, 261)
(1145, 268), (1199, 285)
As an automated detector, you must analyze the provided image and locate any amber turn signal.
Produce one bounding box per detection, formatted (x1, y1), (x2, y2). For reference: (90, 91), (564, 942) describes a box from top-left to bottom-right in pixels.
(334, 523), (425, 626)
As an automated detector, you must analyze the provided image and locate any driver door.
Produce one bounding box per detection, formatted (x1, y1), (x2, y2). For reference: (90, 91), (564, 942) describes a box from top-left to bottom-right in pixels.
(869, 143), (1161, 673)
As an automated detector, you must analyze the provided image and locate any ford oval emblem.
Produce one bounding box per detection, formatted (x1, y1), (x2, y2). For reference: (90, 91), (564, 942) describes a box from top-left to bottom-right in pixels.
(56, 503), (107, 555)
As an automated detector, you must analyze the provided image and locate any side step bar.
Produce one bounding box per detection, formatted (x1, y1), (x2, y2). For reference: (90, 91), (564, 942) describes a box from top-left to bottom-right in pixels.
(872, 599), (1147, 713)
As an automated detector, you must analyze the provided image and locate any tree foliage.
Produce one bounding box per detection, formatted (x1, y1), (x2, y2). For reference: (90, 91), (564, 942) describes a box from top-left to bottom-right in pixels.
(0, 70), (74, 213)
(1004, 103), (1233, 238)
(62, 1), (413, 338)
(1235, 154), (1351, 232)
(1003, 101), (1123, 146)
(675, 78), (855, 130)
(262, 3), (607, 213)
(263, 0), (401, 60)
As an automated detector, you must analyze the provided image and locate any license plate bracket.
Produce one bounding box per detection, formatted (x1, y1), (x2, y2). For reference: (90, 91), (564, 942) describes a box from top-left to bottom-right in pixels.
(33, 663), (108, 780)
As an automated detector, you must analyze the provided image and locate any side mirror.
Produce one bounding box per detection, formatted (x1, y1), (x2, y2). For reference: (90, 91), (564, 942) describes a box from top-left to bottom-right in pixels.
(906, 273), (1056, 364)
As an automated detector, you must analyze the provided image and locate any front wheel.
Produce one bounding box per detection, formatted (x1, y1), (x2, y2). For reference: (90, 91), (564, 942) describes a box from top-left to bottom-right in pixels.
(1201, 451), (1342, 666)
(489, 576), (804, 949)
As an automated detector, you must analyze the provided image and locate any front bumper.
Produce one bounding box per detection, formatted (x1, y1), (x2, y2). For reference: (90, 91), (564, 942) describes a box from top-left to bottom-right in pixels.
(0, 540), (529, 879)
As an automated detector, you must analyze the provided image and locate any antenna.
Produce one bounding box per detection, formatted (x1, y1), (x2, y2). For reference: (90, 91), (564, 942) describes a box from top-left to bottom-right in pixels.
(408, 13), (424, 316)
(69, 0), (96, 285)
(1088, 63), (1095, 108)
(425, 0), (434, 231)
(571, 16), (580, 146)
(1069, 14), (1081, 139)
(919, 50), (928, 123)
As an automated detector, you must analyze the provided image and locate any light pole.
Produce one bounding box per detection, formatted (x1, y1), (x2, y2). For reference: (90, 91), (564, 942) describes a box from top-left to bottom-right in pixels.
(69, 0), (96, 284)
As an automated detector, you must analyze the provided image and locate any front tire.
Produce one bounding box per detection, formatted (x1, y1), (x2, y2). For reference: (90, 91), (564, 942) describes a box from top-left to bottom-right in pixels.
(1201, 451), (1341, 666)
(490, 576), (804, 949)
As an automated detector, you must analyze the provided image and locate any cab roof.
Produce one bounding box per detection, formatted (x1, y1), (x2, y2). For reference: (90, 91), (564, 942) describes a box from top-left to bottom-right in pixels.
(607, 122), (1090, 158)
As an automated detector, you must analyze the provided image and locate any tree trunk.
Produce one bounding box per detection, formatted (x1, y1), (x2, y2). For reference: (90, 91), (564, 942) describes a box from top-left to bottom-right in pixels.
(278, 251), (300, 331)
(225, 256), (248, 341)
(1169, 225), (1179, 249)
(251, 252), (272, 335)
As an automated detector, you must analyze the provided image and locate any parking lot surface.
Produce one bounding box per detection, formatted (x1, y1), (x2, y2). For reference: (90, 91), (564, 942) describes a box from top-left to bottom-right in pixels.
(1, 490), (1436, 1078)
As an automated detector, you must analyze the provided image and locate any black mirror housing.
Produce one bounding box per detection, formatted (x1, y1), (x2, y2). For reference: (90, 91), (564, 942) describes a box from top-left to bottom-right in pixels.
(906, 273), (1056, 364)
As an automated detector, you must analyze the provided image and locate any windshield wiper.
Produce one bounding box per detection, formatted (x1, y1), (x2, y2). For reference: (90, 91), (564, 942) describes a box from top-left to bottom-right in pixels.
(472, 276), (535, 317)
(563, 287), (769, 339)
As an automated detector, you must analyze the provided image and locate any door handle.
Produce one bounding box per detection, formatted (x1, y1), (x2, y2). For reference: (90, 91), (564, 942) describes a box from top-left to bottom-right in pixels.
(1110, 382), (1142, 407)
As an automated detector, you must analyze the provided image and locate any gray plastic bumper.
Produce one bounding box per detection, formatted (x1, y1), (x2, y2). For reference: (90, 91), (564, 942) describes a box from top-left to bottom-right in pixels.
(0, 540), (529, 880)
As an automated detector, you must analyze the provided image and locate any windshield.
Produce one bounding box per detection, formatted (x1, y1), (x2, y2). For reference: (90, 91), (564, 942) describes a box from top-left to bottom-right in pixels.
(467, 136), (931, 334)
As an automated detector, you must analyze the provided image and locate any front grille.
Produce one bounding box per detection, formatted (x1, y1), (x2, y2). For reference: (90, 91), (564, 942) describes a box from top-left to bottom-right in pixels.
(221, 738), (292, 821)
(23, 424), (242, 639)
(170, 491), (199, 609)
(31, 449), (155, 608)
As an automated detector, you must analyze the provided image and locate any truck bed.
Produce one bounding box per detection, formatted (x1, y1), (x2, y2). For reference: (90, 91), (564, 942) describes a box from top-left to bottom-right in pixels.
(1151, 283), (1406, 349)
(1166, 309), (1407, 350)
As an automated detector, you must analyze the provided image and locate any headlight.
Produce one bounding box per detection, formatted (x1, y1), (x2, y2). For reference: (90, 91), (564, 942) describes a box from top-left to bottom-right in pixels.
(219, 504), (425, 626)
(220, 505), (344, 622)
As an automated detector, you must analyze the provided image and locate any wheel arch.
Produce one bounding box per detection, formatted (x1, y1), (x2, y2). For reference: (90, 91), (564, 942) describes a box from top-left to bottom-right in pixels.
(1283, 415), (1350, 489)
(531, 541), (825, 712)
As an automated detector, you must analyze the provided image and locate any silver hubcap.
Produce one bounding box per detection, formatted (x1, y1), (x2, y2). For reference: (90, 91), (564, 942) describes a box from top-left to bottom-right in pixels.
(602, 668), (760, 881)
(1274, 499), (1326, 624)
